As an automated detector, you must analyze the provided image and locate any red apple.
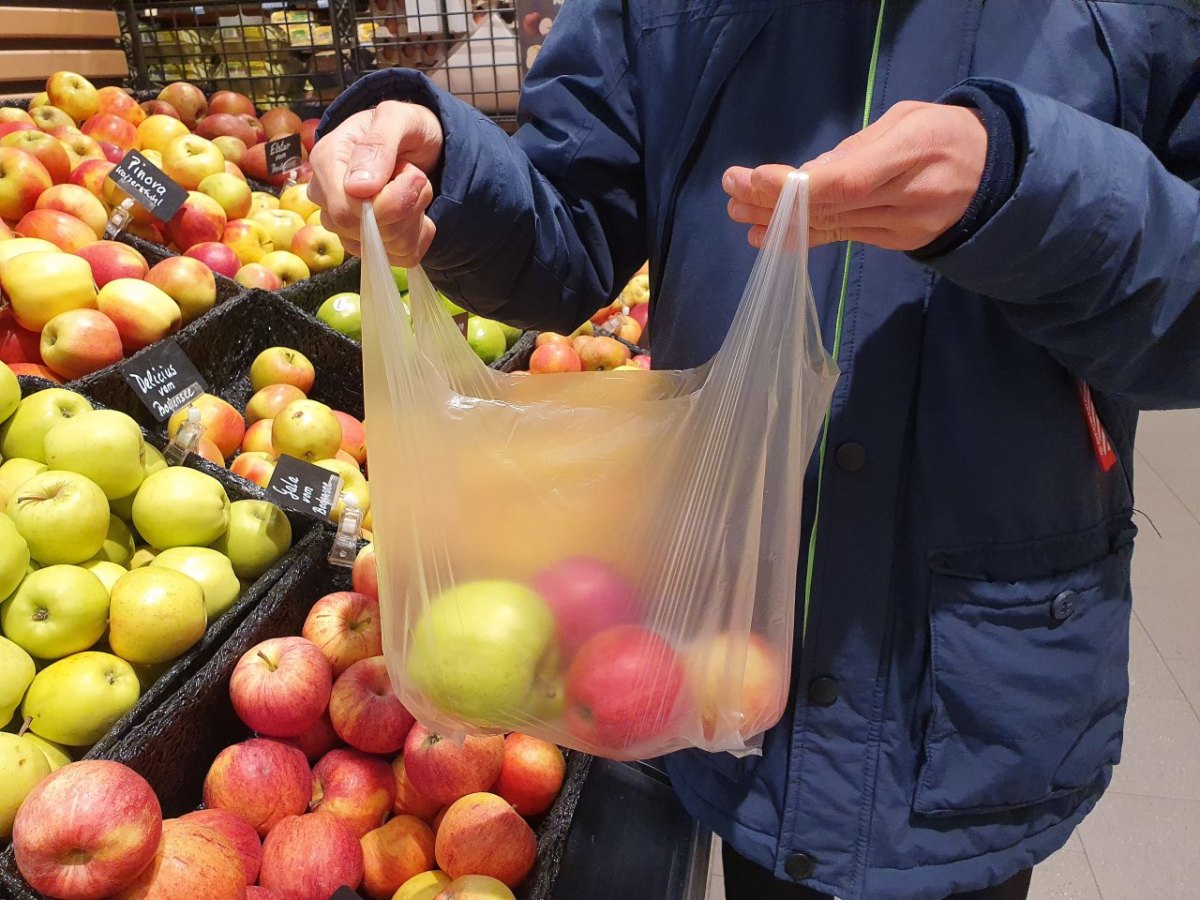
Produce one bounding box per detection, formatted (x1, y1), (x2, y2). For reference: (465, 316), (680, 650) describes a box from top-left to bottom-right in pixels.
(229, 451), (276, 488)
(245, 382), (306, 425)
(214, 136), (248, 165)
(112, 820), (246, 899)
(259, 813), (364, 900)
(31, 106), (75, 133)
(278, 711), (339, 762)
(196, 436), (225, 466)
(434, 793), (536, 888)
(1, 130), (71, 184)
(403, 725), (504, 807)
(240, 417), (275, 454)
(328, 655), (415, 754)
(391, 756), (442, 822)
(12, 760), (162, 900)
(684, 631), (788, 742)
(68, 157), (114, 200)
(229, 636), (333, 738)
(261, 108), (303, 138)
(311, 748), (396, 838)
(139, 100), (180, 120)
(203, 739), (312, 837)
(0, 307), (42, 364)
(225, 160), (247, 181)
(81, 113), (138, 152)
(96, 86), (145, 126)
(247, 888), (280, 899)
(360, 816), (436, 900)
(8, 362), (61, 382)
(164, 190), (227, 251)
(40, 308), (124, 379)
(196, 112), (258, 149)
(528, 342), (582, 374)
(241, 142), (287, 186)
(629, 302), (649, 329)
(299, 119), (320, 153)
(493, 733), (565, 817)
(235, 263), (284, 291)
(124, 219), (165, 244)
(185, 241), (241, 279)
(352, 543), (378, 601)
(209, 90), (256, 118)
(97, 141), (123, 164)
(97, 278), (181, 351)
(145, 255), (218, 324)
(564, 625), (687, 755)
(533, 557), (641, 660)
(333, 410), (367, 463)
(177, 809), (262, 885)
(239, 114), (268, 146)
(250, 345), (315, 392)
(77, 240), (150, 287)
(534, 332), (569, 348)
(15, 208), (95, 252)
(157, 82), (207, 127)
(631, 353), (652, 369)
(303, 591), (383, 676)
(0, 121), (36, 141)
(36, 182), (108, 238)
(0, 107), (34, 125)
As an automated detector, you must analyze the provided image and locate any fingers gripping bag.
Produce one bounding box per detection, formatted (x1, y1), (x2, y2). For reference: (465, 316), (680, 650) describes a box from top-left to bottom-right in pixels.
(360, 171), (837, 760)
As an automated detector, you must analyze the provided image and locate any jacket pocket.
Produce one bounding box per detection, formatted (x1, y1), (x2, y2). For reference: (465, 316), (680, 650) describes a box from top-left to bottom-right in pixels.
(913, 536), (1133, 817)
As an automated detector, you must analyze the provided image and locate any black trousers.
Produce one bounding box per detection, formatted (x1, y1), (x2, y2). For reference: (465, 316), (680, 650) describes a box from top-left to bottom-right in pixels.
(721, 845), (1033, 900)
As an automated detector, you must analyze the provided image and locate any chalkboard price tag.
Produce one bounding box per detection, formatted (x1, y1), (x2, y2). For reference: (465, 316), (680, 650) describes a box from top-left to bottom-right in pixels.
(266, 454), (341, 521)
(266, 134), (303, 176)
(122, 340), (208, 421)
(107, 150), (187, 221)
(329, 889), (366, 900)
(453, 312), (469, 336)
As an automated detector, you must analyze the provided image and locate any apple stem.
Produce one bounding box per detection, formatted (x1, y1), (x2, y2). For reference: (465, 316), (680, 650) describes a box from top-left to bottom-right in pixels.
(18, 717), (31, 738)
(257, 650), (277, 672)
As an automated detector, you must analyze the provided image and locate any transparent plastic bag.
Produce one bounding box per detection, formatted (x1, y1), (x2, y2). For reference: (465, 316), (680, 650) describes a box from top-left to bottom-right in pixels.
(360, 172), (838, 760)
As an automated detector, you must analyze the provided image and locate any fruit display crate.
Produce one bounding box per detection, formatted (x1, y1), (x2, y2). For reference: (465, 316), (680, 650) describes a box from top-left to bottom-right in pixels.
(2, 377), (324, 825)
(0, 529), (594, 900)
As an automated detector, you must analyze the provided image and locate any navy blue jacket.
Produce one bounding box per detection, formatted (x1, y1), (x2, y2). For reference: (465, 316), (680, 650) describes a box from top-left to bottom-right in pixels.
(321, 2), (1200, 896)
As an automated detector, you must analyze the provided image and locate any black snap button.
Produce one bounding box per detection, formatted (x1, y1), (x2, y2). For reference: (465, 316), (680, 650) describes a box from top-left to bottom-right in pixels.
(1051, 591), (1080, 622)
(835, 442), (866, 472)
(808, 677), (839, 707)
(784, 852), (817, 880)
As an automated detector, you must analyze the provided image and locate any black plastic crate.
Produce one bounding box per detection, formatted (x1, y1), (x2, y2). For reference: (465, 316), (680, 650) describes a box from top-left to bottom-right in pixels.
(1, 377), (321, 844)
(0, 530), (592, 900)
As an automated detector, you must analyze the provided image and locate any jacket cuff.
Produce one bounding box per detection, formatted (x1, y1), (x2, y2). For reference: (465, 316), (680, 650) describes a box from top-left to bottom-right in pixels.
(910, 83), (1023, 260)
(315, 68), (514, 275)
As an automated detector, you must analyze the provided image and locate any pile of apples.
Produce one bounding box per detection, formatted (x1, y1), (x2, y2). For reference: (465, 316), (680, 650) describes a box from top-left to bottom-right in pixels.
(0, 363), (295, 840)
(526, 269), (651, 374)
(0, 73), (347, 380)
(164, 345), (372, 530)
(406, 555), (787, 761)
(8, 556), (569, 900)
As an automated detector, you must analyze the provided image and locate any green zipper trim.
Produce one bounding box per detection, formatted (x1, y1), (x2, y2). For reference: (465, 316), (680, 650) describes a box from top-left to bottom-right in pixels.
(801, 0), (888, 640)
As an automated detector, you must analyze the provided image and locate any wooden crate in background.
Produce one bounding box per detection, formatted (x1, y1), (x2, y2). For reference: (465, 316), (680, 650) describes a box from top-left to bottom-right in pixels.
(0, 1), (128, 99)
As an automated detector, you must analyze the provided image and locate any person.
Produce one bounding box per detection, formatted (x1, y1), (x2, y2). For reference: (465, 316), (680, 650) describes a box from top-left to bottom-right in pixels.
(308, 1), (1200, 897)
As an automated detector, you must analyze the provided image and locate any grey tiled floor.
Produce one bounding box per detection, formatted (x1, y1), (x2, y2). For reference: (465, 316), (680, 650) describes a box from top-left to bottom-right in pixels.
(707, 410), (1200, 900)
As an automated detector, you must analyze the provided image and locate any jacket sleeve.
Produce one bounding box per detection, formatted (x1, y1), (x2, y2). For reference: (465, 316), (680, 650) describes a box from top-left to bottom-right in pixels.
(317, 0), (645, 333)
(925, 74), (1200, 411)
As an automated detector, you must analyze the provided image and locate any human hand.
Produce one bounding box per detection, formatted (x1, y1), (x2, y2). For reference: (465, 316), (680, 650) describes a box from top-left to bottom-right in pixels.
(307, 100), (444, 266)
(723, 101), (987, 251)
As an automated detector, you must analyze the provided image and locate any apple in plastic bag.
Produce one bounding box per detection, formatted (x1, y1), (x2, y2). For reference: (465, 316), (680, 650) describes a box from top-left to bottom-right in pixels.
(407, 580), (559, 727)
(532, 556), (641, 660)
(564, 625), (687, 754)
(685, 631), (788, 741)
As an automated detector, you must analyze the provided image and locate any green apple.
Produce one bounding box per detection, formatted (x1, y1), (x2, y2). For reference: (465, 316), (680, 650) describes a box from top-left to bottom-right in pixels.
(0, 389), (93, 462)
(43, 410), (146, 500)
(0, 458), (49, 510)
(151, 547), (240, 619)
(466, 316), (507, 365)
(132, 467), (230, 549)
(0, 513), (30, 600)
(209, 499), (292, 580)
(129, 546), (159, 569)
(408, 579), (558, 727)
(0, 361), (18, 425)
(110, 444), (168, 523)
(22, 732), (71, 770)
(131, 660), (171, 693)
(317, 291), (362, 341)
(22, 651), (140, 746)
(498, 322), (522, 349)
(108, 567), (207, 665)
(1, 565), (110, 660)
(90, 514), (136, 566)
(440, 291), (465, 317)
(0, 732), (51, 838)
(0, 636), (35, 724)
(6, 470), (110, 565)
(82, 560), (127, 594)
(391, 266), (409, 294)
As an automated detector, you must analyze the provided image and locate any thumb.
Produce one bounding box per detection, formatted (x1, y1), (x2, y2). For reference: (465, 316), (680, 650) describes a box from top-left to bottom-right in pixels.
(344, 103), (408, 199)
